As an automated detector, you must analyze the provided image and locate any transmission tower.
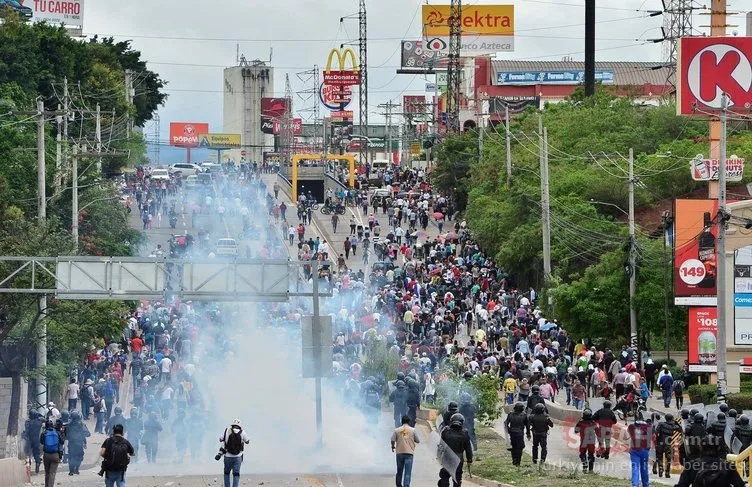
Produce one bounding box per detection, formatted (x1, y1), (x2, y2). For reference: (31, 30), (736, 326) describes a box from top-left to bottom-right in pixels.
(661, 0), (694, 87)
(446, 0), (462, 133)
(152, 113), (160, 164)
(282, 74), (294, 165)
(358, 0), (369, 165)
(296, 65), (321, 154)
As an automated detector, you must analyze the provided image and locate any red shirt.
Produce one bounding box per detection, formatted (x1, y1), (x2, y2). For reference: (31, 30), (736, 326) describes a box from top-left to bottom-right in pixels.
(131, 337), (143, 353)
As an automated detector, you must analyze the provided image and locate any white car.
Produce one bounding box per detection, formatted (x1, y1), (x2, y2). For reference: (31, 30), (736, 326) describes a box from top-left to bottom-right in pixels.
(150, 168), (170, 181)
(184, 175), (199, 189)
(215, 238), (239, 256)
(200, 162), (222, 174)
(169, 163), (202, 177)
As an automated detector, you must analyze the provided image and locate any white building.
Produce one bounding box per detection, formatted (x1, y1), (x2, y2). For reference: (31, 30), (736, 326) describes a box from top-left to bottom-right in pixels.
(223, 57), (274, 163)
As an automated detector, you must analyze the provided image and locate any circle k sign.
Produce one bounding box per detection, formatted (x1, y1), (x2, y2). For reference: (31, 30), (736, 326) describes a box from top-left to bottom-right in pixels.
(679, 37), (752, 115)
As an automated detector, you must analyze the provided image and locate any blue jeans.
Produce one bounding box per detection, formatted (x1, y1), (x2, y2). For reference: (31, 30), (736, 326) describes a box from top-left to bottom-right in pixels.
(105, 470), (127, 487)
(574, 398), (584, 410)
(224, 455), (243, 487)
(396, 453), (414, 487)
(95, 411), (104, 433)
(630, 449), (650, 487)
(661, 389), (671, 406)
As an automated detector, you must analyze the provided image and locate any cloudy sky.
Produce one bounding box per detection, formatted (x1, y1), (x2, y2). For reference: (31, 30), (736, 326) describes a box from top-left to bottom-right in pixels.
(81, 0), (750, 143)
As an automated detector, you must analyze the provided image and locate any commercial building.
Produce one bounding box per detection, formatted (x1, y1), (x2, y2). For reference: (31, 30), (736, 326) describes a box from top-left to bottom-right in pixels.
(223, 57), (275, 164)
(476, 59), (673, 125)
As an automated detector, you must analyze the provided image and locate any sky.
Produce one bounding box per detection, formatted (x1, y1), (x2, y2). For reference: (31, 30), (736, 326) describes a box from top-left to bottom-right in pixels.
(80, 0), (751, 145)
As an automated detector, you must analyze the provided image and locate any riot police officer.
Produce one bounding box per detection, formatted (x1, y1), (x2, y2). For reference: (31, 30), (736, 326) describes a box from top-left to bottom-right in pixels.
(655, 412), (682, 478)
(709, 412), (729, 456)
(526, 385), (545, 413)
(438, 413), (473, 487)
(23, 410), (44, 473)
(592, 400), (617, 459)
(106, 406), (127, 436)
(575, 409), (599, 473)
(504, 402), (530, 467)
(65, 411), (89, 475)
(126, 407), (144, 462)
(405, 377), (421, 427)
(390, 380), (407, 428)
(442, 402), (459, 432)
(459, 392), (476, 452)
(529, 403), (553, 464)
(684, 412), (707, 461)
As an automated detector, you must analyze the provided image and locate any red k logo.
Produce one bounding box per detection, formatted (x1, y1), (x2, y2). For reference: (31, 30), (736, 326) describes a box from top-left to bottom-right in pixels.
(686, 43), (752, 110)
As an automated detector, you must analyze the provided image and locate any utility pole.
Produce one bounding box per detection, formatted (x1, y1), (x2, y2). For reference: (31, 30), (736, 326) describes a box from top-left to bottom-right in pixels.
(505, 104), (512, 187)
(628, 148), (638, 358)
(62, 77), (69, 190)
(717, 93), (729, 403)
(124, 70), (134, 139)
(95, 103), (102, 172)
(55, 105), (62, 195)
(36, 99), (47, 409)
(72, 144), (79, 247)
(538, 116), (551, 288)
(662, 210), (673, 362)
(477, 110), (484, 156)
(708, 0), (728, 198)
(584, 0), (596, 96)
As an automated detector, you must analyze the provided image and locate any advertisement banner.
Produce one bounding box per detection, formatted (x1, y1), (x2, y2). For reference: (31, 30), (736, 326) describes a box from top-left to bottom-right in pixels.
(169, 122), (209, 148)
(260, 118), (275, 135)
(735, 246), (752, 345)
(488, 96), (540, 115)
(401, 40), (449, 69)
(674, 199), (722, 302)
(678, 37), (752, 115)
(261, 98), (289, 118)
(690, 154), (744, 182)
(496, 70), (614, 85)
(23, 0), (84, 29)
(404, 95), (426, 113)
(331, 110), (353, 124)
(197, 134), (241, 149)
(272, 118), (303, 136)
(422, 4), (514, 54)
(263, 152), (282, 165)
(688, 307), (718, 372)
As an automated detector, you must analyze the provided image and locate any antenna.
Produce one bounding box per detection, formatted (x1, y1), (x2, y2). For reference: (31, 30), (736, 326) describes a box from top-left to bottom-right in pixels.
(269, 48), (273, 64)
(236, 44), (239, 65)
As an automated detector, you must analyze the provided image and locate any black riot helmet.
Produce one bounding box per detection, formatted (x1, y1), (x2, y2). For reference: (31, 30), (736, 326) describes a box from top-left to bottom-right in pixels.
(463, 371), (473, 380)
(720, 404), (729, 413)
(729, 409), (739, 418)
(531, 385), (540, 394)
(717, 412), (726, 422)
(738, 415), (750, 426)
(690, 408), (700, 417)
(447, 401), (459, 414)
(450, 413), (465, 427)
(603, 400), (612, 409)
(693, 413), (705, 424)
(396, 372), (405, 381)
(534, 403), (546, 414)
(582, 408), (593, 420)
(681, 409), (690, 420)
(664, 413), (674, 423)
(513, 402), (525, 413)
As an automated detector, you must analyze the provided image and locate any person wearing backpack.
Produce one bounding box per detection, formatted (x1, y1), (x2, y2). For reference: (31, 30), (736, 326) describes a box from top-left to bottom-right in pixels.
(40, 420), (63, 487)
(100, 423), (135, 487)
(219, 419), (250, 487)
(674, 434), (745, 487)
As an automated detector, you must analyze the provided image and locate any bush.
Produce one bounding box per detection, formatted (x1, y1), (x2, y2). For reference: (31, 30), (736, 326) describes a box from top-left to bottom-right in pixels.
(728, 393), (752, 411)
(687, 384), (716, 405)
(434, 369), (502, 426)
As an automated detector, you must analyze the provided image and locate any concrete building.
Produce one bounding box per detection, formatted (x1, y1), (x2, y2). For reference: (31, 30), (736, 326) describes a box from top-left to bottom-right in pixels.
(223, 57), (274, 164)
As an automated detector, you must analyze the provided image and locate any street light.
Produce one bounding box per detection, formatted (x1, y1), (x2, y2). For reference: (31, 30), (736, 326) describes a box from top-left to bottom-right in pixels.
(589, 198), (628, 216)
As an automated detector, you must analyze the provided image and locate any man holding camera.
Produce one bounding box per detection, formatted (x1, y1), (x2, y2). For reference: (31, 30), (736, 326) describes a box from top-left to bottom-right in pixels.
(218, 419), (250, 487)
(100, 423), (135, 487)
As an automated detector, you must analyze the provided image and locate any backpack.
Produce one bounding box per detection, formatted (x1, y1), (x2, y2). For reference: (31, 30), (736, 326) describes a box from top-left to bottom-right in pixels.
(224, 428), (243, 455)
(693, 465), (726, 487)
(106, 437), (131, 471)
(43, 430), (59, 454)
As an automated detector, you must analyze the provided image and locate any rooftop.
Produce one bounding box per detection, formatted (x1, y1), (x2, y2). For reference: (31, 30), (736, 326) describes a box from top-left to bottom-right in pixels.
(491, 60), (671, 87)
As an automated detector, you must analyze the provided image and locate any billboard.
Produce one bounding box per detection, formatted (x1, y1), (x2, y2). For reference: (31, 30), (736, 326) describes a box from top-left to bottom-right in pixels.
(22, 0), (83, 29)
(169, 122), (209, 148)
(260, 118), (275, 135)
(197, 134), (241, 150)
(678, 37), (752, 116)
(690, 154), (744, 182)
(261, 98), (289, 118)
(404, 95), (427, 114)
(688, 307), (717, 372)
(735, 246), (752, 345)
(488, 96), (540, 115)
(272, 118), (303, 136)
(422, 4), (514, 54)
(324, 48), (360, 86)
(401, 40), (449, 69)
(496, 70), (614, 85)
(674, 199), (721, 304)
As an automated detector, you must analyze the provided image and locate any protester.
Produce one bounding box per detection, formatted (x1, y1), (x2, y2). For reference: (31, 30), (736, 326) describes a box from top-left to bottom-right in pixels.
(391, 415), (420, 487)
(219, 419), (250, 487)
(41, 419), (63, 487)
(100, 423), (135, 486)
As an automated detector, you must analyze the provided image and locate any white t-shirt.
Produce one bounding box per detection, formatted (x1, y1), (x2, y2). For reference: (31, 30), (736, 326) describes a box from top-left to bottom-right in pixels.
(67, 383), (79, 400)
(160, 357), (173, 373)
(161, 386), (174, 401)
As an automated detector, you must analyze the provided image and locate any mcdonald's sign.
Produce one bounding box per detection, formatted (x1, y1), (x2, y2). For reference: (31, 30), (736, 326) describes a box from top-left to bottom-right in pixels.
(323, 48), (361, 86)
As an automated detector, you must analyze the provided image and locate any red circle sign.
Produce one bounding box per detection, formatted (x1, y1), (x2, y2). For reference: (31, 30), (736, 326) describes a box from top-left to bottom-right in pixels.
(679, 258), (707, 285)
(241, 150), (247, 157)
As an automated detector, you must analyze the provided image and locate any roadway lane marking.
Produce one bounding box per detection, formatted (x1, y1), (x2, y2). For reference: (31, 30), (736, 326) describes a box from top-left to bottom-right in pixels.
(304, 476), (326, 487)
(164, 482), (174, 486)
(336, 473), (345, 487)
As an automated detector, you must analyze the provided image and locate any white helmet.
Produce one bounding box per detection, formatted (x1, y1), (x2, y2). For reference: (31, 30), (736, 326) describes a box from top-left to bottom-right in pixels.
(232, 419), (242, 427)
(47, 402), (55, 408)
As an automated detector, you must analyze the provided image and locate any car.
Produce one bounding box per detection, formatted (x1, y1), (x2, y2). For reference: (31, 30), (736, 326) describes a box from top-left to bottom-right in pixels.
(169, 163), (202, 177)
(0, 0), (32, 19)
(215, 238), (238, 256)
(198, 173), (213, 185)
(184, 175), (199, 189)
(150, 168), (170, 181)
(200, 162), (222, 175)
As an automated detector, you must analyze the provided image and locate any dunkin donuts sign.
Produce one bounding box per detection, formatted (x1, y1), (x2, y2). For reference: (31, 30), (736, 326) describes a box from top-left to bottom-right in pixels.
(169, 122), (209, 148)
